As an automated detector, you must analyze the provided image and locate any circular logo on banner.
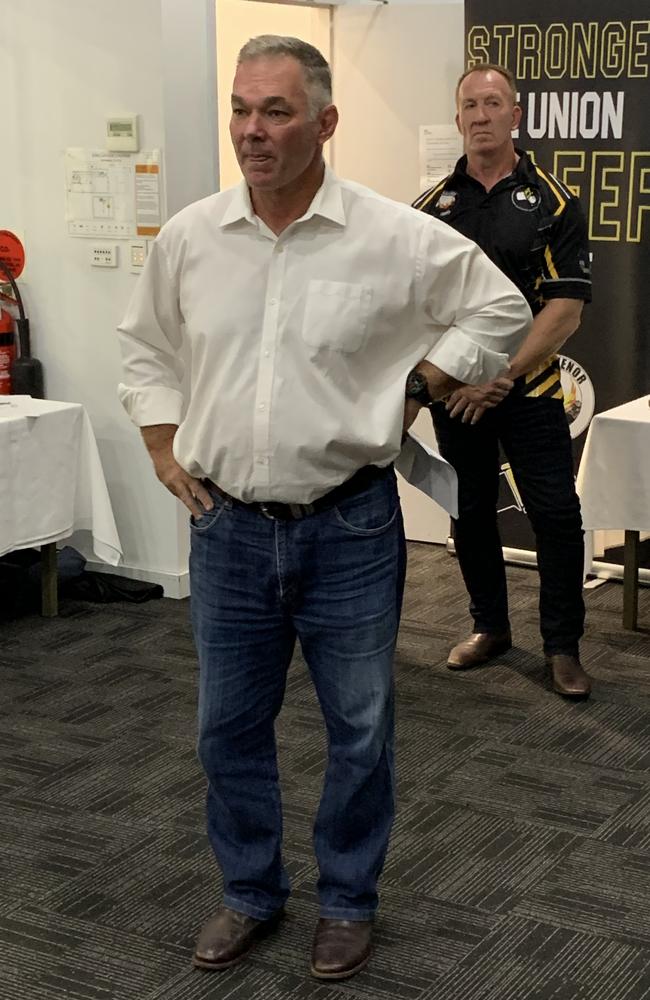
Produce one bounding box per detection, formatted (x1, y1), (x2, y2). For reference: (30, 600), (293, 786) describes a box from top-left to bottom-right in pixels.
(0, 231), (26, 279)
(558, 355), (595, 439)
(511, 185), (542, 212)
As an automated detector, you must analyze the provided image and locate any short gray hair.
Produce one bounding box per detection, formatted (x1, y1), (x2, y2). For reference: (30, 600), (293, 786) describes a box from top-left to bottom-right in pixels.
(456, 63), (518, 105)
(237, 35), (332, 118)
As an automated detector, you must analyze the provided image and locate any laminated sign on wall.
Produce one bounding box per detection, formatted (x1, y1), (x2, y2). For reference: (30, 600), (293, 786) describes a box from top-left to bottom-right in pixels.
(418, 125), (464, 191)
(65, 149), (163, 239)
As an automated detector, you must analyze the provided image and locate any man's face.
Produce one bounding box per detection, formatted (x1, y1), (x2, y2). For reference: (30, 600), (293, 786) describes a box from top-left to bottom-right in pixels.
(455, 70), (521, 156)
(230, 55), (334, 193)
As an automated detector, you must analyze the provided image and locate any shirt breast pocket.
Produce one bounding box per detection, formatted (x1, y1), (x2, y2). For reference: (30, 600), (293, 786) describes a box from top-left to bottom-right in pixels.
(302, 280), (372, 354)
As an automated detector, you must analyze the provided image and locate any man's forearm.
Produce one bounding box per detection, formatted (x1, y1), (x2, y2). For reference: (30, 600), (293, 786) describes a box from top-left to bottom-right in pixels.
(508, 299), (583, 380)
(140, 422), (214, 516)
(402, 360), (465, 433)
(141, 423), (178, 456)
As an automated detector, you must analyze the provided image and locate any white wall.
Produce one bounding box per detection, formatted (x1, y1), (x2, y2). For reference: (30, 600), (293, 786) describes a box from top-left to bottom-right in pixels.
(162, 0), (219, 218)
(0, 0), (218, 596)
(332, 2), (463, 202)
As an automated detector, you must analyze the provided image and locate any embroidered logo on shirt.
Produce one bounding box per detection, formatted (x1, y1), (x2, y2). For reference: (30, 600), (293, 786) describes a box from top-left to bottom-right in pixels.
(436, 191), (457, 213)
(511, 185), (542, 212)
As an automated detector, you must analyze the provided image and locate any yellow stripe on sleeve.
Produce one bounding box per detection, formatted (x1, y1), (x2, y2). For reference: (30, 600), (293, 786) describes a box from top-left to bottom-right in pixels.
(533, 164), (567, 216)
(544, 246), (559, 279)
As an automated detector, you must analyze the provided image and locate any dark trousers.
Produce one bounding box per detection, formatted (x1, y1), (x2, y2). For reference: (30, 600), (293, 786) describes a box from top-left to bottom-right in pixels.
(431, 393), (585, 656)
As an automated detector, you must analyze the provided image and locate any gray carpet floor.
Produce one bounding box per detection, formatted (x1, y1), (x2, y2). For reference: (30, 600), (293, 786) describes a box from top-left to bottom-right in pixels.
(1, 542), (650, 1000)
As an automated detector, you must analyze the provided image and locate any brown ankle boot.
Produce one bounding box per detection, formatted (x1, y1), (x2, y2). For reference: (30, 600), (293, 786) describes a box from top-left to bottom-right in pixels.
(193, 906), (285, 971)
(310, 918), (373, 980)
(447, 630), (512, 670)
(545, 654), (591, 698)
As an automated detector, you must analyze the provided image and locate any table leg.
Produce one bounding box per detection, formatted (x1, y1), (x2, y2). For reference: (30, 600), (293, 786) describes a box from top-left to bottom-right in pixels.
(41, 543), (58, 617)
(623, 530), (639, 630)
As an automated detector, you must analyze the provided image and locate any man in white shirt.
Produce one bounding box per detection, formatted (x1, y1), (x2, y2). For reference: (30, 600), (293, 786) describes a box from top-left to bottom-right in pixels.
(118, 35), (530, 981)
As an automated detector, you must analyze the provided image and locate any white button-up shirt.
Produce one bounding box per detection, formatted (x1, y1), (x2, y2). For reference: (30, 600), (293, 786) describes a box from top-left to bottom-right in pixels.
(118, 167), (531, 503)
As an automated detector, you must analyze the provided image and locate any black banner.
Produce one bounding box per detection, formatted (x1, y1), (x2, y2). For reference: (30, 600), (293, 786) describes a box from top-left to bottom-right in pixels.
(465, 2), (650, 562)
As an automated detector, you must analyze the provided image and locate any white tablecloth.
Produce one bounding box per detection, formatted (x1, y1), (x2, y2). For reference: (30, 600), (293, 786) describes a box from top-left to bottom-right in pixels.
(577, 395), (650, 533)
(0, 395), (122, 564)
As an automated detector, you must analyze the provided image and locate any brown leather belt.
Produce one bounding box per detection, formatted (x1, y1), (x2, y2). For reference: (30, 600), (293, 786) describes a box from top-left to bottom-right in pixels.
(204, 464), (388, 520)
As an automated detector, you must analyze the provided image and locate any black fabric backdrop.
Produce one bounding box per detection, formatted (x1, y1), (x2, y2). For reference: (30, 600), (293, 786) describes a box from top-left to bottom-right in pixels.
(464, 2), (649, 564)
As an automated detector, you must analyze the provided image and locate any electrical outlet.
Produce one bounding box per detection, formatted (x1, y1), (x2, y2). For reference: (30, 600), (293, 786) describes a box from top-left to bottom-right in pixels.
(91, 244), (118, 268)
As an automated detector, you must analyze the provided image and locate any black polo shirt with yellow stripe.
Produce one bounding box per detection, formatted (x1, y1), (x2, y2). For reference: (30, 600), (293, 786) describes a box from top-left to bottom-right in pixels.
(414, 149), (592, 399)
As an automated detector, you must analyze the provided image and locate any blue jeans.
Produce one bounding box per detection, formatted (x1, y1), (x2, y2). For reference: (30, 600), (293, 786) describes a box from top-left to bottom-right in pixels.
(190, 466), (405, 922)
(431, 392), (584, 656)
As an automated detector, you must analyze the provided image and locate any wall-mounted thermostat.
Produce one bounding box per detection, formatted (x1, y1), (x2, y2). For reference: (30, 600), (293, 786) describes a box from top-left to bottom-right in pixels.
(106, 114), (139, 152)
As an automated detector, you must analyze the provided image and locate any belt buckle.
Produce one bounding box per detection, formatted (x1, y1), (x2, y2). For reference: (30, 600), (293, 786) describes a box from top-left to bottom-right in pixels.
(259, 501), (315, 520)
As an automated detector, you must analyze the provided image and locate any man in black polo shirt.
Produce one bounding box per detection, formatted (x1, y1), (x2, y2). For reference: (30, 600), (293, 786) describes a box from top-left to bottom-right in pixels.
(414, 63), (592, 698)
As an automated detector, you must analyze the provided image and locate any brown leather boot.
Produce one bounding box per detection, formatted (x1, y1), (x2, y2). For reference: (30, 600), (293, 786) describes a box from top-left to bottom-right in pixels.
(546, 654), (592, 698)
(447, 630), (512, 670)
(192, 905), (285, 970)
(310, 918), (373, 980)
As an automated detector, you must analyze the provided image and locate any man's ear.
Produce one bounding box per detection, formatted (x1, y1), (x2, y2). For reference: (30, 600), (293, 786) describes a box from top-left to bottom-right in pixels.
(512, 103), (522, 131)
(455, 111), (462, 134)
(318, 104), (339, 146)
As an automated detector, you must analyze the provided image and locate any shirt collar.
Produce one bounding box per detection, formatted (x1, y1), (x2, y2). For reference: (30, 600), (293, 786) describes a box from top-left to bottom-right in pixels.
(299, 164), (346, 225)
(218, 163), (346, 230)
(219, 181), (257, 228)
(511, 149), (537, 183)
(449, 148), (536, 188)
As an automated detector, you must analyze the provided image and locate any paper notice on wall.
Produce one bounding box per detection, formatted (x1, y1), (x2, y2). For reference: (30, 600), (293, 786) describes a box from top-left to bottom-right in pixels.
(135, 163), (162, 236)
(419, 125), (463, 191)
(65, 149), (162, 238)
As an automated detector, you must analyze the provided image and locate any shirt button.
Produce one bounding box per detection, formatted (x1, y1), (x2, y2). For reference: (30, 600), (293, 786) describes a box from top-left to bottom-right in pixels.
(277, 246), (284, 254)
(269, 298), (278, 306)
(259, 403), (265, 411)
(264, 349), (270, 357)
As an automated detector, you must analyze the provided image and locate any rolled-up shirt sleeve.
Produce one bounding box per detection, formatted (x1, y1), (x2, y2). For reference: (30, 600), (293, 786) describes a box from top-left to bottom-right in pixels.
(117, 238), (186, 427)
(417, 218), (532, 383)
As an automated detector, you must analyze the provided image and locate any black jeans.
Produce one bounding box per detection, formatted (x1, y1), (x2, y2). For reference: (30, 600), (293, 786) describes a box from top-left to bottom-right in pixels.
(431, 393), (585, 656)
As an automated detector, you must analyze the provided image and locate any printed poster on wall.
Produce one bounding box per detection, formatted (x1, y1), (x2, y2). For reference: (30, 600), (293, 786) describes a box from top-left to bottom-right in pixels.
(464, 2), (650, 565)
(65, 149), (162, 239)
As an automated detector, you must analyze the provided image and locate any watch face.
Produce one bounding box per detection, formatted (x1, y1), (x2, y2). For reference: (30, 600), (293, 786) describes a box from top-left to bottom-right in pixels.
(406, 370), (425, 392)
(406, 370), (430, 401)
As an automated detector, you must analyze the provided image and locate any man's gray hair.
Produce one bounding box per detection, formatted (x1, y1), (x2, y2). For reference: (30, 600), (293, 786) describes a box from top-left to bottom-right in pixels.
(456, 63), (518, 104)
(237, 35), (332, 118)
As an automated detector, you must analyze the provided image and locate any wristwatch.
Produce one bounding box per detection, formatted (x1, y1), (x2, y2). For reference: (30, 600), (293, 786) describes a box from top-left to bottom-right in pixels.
(405, 369), (435, 407)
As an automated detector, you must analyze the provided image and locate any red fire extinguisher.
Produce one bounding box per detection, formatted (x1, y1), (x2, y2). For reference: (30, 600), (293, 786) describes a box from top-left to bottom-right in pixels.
(0, 307), (16, 395)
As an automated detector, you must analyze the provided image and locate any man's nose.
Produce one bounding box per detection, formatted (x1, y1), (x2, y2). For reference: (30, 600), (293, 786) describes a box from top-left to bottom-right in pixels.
(243, 111), (266, 137)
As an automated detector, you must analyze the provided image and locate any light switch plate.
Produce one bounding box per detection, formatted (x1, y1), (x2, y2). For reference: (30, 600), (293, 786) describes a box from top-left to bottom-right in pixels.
(129, 240), (148, 273)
